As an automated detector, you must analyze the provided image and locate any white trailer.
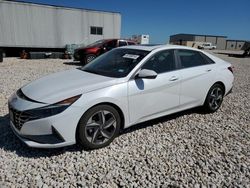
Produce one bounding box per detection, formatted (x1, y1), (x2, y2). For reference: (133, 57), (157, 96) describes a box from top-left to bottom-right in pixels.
(0, 0), (121, 56)
(132, 35), (149, 44)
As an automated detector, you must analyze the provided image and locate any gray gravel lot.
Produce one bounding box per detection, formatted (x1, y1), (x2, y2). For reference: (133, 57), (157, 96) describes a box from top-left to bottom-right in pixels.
(0, 55), (249, 187)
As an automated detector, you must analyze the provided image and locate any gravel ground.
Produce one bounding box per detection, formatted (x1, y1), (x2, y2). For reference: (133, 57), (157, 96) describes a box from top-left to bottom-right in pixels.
(0, 55), (249, 187)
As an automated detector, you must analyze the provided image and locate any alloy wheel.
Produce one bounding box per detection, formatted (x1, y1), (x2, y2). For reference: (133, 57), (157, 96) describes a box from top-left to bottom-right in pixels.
(209, 87), (223, 110)
(86, 55), (95, 63)
(84, 110), (117, 145)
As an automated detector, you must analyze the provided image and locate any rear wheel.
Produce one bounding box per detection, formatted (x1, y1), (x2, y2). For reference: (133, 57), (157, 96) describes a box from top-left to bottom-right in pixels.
(203, 84), (224, 113)
(77, 105), (121, 150)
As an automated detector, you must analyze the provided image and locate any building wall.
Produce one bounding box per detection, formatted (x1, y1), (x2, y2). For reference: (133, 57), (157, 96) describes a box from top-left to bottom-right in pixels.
(170, 34), (194, 44)
(226, 41), (246, 50)
(235, 41), (245, 50)
(0, 1), (121, 48)
(226, 41), (237, 50)
(216, 37), (226, 50)
(205, 36), (216, 45)
(170, 34), (227, 50)
(194, 36), (205, 42)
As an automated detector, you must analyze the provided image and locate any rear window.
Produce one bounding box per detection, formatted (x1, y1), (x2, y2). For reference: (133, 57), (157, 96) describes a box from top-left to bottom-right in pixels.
(200, 53), (215, 64)
(177, 50), (214, 68)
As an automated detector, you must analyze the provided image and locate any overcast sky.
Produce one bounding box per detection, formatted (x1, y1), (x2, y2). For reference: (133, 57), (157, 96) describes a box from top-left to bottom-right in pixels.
(16, 0), (250, 43)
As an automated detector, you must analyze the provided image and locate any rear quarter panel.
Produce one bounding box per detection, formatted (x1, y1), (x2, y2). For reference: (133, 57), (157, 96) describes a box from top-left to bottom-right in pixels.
(204, 52), (234, 95)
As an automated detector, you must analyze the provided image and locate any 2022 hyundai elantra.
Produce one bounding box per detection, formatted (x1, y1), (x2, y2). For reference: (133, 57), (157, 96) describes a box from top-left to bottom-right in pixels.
(8, 45), (234, 149)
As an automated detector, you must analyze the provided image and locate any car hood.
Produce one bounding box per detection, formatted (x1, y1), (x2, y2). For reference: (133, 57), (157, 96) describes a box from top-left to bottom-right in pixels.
(21, 69), (119, 104)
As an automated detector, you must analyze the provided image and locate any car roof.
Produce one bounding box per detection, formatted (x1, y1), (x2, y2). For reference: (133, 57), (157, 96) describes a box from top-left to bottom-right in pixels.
(120, 44), (201, 52)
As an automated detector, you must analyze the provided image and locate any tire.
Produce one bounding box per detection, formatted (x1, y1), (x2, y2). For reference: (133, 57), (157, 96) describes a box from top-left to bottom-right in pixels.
(0, 49), (3, 62)
(203, 83), (224, 113)
(77, 105), (121, 150)
(80, 60), (86, 65)
(85, 54), (96, 64)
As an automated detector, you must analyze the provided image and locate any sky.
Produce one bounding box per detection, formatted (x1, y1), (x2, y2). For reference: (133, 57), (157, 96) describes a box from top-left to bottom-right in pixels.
(16, 0), (250, 44)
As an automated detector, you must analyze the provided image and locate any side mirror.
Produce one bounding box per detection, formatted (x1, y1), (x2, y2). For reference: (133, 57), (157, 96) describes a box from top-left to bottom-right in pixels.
(136, 69), (157, 79)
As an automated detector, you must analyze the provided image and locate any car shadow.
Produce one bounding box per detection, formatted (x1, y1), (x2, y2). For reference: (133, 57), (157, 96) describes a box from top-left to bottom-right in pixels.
(121, 107), (202, 135)
(0, 107), (203, 158)
(63, 61), (82, 66)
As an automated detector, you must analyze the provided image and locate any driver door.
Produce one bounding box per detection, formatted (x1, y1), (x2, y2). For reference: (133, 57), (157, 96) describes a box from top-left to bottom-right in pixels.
(128, 50), (181, 124)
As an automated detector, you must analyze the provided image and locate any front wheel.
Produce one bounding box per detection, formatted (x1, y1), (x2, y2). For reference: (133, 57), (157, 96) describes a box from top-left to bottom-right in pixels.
(77, 105), (121, 150)
(85, 54), (96, 64)
(203, 84), (224, 113)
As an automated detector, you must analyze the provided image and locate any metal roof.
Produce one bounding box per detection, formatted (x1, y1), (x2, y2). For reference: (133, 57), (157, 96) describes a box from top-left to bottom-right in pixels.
(226, 39), (250, 42)
(171, 33), (227, 38)
(3, 0), (121, 14)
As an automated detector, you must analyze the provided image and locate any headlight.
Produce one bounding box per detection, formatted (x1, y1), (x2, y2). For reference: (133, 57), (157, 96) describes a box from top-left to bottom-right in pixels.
(25, 95), (82, 120)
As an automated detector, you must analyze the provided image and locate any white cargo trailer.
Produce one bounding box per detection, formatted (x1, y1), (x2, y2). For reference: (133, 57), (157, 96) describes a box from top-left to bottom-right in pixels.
(0, 0), (121, 56)
(132, 35), (149, 44)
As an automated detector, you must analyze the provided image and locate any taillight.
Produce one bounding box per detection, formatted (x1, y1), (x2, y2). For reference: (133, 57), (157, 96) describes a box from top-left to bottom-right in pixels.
(228, 66), (234, 74)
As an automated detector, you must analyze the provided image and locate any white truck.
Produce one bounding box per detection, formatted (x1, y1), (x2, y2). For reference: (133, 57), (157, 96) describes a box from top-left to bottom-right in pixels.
(198, 42), (216, 50)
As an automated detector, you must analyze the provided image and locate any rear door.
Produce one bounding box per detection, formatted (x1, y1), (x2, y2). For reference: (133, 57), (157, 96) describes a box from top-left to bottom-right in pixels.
(175, 49), (216, 107)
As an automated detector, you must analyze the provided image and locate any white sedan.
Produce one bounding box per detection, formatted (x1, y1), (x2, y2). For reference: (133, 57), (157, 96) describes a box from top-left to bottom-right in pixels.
(8, 45), (234, 149)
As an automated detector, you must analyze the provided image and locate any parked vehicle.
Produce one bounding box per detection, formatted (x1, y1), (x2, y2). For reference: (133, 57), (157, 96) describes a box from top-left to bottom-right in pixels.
(8, 45), (234, 149)
(74, 39), (136, 64)
(198, 42), (216, 50)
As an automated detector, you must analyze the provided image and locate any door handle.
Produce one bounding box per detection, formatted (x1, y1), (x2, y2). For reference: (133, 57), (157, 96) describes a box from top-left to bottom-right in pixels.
(169, 76), (179, 81)
(206, 69), (212, 72)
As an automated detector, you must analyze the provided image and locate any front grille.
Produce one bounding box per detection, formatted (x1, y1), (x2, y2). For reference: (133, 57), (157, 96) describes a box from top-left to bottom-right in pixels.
(9, 107), (36, 130)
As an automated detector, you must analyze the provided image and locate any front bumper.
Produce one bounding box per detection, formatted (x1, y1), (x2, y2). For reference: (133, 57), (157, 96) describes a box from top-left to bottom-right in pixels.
(8, 93), (83, 148)
(10, 121), (74, 148)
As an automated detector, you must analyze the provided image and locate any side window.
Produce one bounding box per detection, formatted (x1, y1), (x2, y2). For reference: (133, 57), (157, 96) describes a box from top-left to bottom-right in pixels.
(105, 40), (117, 50)
(200, 52), (215, 64)
(177, 50), (210, 68)
(128, 42), (135, 45)
(118, 41), (127, 47)
(141, 50), (176, 74)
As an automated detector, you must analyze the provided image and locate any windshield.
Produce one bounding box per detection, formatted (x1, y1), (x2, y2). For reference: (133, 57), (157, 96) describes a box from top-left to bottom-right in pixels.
(81, 48), (149, 78)
(86, 40), (106, 47)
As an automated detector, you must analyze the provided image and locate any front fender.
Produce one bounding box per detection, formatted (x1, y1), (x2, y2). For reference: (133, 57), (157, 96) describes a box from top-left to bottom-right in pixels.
(73, 83), (129, 129)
